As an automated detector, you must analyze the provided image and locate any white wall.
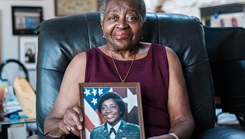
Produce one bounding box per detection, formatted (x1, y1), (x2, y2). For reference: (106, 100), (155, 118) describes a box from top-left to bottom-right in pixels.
(161, 0), (245, 18)
(0, 0), (55, 90)
(144, 0), (245, 18)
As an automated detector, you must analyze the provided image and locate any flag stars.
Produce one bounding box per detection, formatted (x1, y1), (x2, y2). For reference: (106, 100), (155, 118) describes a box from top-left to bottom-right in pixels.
(92, 89), (97, 96)
(84, 89), (91, 96)
(123, 88), (138, 113)
(91, 98), (97, 106)
(98, 88), (104, 95)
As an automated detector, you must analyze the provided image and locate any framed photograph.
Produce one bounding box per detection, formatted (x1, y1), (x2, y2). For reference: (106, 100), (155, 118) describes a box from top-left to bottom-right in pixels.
(211, 12), (245, 27)
(19, 36), (38, 70)
(55, 0), (99, 16)
(12, 6), (43, 35)
(79, 82), (145, 139)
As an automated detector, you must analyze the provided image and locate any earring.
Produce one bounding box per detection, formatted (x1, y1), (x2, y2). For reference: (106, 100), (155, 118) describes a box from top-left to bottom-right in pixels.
(103, 34), (105, 38)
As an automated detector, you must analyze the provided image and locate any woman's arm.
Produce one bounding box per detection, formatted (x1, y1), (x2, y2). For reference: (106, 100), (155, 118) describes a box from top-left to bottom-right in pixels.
(149, 47), (194, 139)
(44, 52), (87, 138)
(166, 47), (194, 139)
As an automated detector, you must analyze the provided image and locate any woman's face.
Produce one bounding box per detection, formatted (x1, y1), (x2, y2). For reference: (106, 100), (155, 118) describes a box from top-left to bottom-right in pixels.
(101, 98), (121, 126)
(101, 0), (144, 51)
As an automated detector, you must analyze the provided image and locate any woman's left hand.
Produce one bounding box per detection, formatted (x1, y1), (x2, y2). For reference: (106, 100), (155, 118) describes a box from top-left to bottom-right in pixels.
(62, 105), (83, 136)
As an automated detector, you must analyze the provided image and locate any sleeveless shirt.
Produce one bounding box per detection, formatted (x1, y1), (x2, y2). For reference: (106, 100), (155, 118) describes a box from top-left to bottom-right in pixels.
(85, 43), (170, 137)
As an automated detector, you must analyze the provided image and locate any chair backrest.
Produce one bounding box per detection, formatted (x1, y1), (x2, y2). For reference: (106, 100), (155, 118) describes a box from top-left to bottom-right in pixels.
(204, 26), (245, 116)
(37, 12), (215, 137)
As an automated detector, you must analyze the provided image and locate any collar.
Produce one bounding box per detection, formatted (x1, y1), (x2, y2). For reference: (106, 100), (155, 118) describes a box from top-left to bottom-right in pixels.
(107, 120), (122, 134)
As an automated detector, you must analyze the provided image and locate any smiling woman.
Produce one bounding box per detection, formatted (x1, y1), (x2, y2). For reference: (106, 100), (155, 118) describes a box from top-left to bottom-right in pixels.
(100, 0), (145, 55)
(90, 91), (140, 139)
(79, 82), (144, 139)
(44, 0), (194, 138)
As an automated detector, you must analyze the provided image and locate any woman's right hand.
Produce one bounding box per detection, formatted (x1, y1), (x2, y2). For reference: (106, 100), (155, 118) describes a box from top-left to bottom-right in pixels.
(60, 105), (84, 137)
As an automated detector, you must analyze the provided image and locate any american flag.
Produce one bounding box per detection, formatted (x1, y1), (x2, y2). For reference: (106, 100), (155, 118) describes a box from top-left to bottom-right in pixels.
(83, 87), (139, 138)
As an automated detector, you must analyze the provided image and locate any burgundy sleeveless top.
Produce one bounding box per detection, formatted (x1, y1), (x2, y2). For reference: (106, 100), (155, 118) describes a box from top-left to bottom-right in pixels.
(85, 43), (170, 137)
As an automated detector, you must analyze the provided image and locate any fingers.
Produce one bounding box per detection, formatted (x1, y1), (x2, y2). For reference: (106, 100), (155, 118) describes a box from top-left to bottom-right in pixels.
(72, 106), (83, 130)
(66, 125), (71, 131)
(60, 121), (80, 137)
(65, 123), (80, 136)
(62, 105), (83, 136)
(59, 120), (71, 134)
(70, 128), (81, 137)
(73, 106), (84, 122)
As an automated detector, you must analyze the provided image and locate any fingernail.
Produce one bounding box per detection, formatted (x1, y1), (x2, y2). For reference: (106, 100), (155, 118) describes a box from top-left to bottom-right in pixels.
(80, 117), (83, 122)
(78, 125), (83, 130)
(66, 126), (71, 131)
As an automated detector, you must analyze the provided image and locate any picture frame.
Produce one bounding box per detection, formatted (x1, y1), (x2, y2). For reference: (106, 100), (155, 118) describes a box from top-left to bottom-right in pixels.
(11, 6), (43, 35)
(79, 82), (145, 139)
(19, 36), (38, 70)
(55, 0), (99, 16)
(211, 12), (245, 27)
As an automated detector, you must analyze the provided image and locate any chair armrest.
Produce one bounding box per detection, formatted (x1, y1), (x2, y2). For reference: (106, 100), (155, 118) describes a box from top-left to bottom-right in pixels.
(197, 126), (245, 139)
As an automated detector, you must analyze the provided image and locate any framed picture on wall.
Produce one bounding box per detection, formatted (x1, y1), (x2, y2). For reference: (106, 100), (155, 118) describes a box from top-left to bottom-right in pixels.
(55, 0), (99, 16)
(19, 36), (38, 70)
(12, 6), (43, 35)
(210, 12), (245, 27)
(79, 82), (145, 139)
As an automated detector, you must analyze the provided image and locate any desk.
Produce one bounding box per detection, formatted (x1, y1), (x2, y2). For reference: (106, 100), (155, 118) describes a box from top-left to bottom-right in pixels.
(0, 118), (36, 139)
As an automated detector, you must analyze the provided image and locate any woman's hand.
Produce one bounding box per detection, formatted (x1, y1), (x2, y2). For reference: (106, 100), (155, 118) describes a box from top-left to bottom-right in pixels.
(44, 53), (87, 138)
(60, 105), (84, 137)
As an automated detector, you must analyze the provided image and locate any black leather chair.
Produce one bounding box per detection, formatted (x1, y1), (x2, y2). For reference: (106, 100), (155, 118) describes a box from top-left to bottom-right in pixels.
(37, 12), (245, 138)
(204, 26), (245, 130)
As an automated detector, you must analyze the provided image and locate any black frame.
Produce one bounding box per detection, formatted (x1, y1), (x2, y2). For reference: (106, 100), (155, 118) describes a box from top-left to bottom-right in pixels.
(11, 6), (43, 35)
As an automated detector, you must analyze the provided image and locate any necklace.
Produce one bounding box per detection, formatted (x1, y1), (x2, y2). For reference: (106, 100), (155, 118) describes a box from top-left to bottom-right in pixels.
(110, 52), (136, 82)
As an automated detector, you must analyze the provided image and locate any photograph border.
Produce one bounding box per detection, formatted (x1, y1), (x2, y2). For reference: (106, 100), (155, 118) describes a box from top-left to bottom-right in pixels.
(79, 82), (145, 139)
(11, 6), (43, 35)
(55, 0), (99, 16)
(210, 12), (245, 27)
(19, 36), (38, 70)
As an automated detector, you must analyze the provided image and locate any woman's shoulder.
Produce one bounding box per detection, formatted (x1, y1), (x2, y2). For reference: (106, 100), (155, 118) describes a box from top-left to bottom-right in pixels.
(165, 46), (175, 54)
(148, 42), (178, 62)
(72, 51), (86, 61)
(121, 120), (140, 129)
(149, 42), (176, 57)
(165, 46), (178, 59)
(126, 123), (140, 130)
(67, 52), (87, 70)
(91, 124), (106, 132)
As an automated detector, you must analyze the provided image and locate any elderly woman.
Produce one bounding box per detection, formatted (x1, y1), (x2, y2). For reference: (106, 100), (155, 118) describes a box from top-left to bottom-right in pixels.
(90, 92), (140, 139)
(44, 0), (194, 138)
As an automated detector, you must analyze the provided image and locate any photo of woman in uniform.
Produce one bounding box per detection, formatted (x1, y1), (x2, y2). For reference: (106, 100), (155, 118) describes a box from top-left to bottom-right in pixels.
(90, 92), (140, 139)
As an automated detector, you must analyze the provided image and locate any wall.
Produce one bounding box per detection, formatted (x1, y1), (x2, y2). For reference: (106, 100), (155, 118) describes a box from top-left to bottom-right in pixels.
(0, 0), (55, 90)
(161, 0), (245, 18)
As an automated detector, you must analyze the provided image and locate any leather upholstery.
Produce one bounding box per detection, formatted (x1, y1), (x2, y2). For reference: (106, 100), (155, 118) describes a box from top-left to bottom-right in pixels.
(204, 27), (245, 117)
(37, 12), (245, 138)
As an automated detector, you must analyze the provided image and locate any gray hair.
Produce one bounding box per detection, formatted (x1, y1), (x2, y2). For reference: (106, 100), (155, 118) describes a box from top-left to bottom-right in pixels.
(99, 0), (146, 22)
